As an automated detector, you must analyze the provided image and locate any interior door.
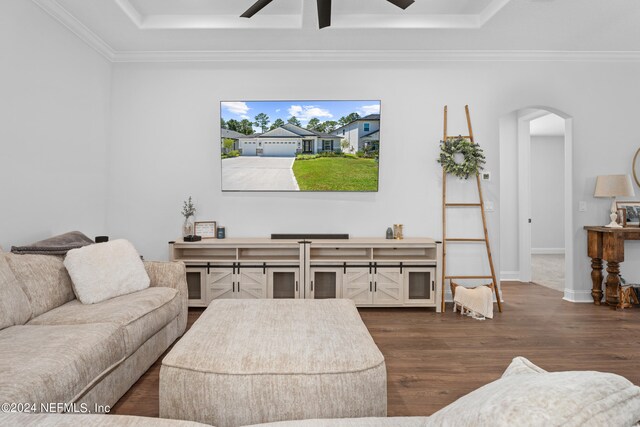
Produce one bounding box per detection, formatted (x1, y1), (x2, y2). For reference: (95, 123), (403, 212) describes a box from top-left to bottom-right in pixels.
(207, 268), (234, 301)
(343, 268), (373, 305)
(374, 268), (404, 305)
(237, 268), (267, 299)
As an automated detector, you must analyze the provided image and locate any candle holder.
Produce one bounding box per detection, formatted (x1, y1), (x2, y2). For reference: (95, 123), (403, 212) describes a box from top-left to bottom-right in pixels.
(393, 224), (404, 240)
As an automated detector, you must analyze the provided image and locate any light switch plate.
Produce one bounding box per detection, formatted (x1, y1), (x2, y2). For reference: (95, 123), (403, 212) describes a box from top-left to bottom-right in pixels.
(579, 201), (587, 212)
(485, 201), (495, 212)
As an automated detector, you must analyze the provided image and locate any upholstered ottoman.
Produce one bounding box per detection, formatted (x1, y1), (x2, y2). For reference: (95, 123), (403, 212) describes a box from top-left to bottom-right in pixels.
(160, 299), (387, 427)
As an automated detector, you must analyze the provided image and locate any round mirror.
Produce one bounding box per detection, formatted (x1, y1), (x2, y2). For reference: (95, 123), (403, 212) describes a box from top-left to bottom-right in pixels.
(635, 148), (640, 187)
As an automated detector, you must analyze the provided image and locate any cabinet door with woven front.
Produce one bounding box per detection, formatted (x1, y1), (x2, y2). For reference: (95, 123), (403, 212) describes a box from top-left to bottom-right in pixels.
(343, 268), (373, 305)
(268, 268), (300, 299)
(236, 268), (267, 299)
(207, 268), (234, 302)
(308, 268), (342, 300)
(403, 268), (436, 306)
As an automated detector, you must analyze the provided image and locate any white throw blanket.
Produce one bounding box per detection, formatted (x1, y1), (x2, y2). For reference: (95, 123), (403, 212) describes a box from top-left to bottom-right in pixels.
(453, 285), (494, 320)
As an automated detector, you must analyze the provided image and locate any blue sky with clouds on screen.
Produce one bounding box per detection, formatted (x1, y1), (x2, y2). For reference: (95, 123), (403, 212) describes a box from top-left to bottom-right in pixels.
(221, 100), (380, 131)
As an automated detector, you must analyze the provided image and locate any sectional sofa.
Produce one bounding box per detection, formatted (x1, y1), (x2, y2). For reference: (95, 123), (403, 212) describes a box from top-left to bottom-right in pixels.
(0, 252), (188, 411)
(2, 250), (640, 426)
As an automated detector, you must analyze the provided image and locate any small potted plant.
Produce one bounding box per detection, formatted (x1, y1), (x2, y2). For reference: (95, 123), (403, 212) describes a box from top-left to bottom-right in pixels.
(181, 196), (196, 238)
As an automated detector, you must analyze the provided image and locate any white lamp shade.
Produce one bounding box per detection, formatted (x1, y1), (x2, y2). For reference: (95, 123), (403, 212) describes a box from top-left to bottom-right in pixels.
(594, 175), (635, 198)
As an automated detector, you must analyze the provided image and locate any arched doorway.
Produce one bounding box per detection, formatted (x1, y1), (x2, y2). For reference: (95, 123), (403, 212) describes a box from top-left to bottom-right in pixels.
(499, 107), (574, 300)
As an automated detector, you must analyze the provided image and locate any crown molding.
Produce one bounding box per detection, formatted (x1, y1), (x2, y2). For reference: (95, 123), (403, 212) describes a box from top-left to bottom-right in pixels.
(32, 0), (115, 61)
(111, 50), (640, 63)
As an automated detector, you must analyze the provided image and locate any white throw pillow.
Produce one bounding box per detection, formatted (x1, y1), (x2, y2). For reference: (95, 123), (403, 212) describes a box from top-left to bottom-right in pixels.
(64, 239), (150, 304)
(427, 357), (640, 427)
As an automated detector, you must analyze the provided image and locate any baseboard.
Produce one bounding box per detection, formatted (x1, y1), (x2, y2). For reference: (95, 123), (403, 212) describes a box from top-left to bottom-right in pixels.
(500, 271), (520, 281)
(531, 248), (565, 255)
(562, 289), (593, 303)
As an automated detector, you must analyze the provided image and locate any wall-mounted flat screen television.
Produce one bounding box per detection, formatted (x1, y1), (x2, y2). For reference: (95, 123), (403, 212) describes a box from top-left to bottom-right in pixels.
(220, 100), (381, 192)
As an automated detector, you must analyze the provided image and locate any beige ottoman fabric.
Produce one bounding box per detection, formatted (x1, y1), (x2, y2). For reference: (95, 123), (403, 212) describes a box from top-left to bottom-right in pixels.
(247, 417), (429, 427)
(160, 299), (386, 427)
(0, 413), (210, 426)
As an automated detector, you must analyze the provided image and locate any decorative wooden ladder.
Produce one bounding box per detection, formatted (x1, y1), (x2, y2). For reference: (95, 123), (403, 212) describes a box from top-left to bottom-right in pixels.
(441, 105), (502, 313)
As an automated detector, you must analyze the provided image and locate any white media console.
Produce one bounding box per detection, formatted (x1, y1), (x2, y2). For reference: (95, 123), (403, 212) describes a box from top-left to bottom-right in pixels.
(170, 237), (443, 312)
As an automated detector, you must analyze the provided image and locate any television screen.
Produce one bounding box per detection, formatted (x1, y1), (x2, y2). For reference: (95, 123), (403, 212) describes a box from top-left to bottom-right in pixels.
(220, 100), (380, 192)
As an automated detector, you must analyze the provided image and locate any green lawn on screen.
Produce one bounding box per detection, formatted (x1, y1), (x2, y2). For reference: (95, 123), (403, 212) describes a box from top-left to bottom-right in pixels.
(292, 157), (378, 192)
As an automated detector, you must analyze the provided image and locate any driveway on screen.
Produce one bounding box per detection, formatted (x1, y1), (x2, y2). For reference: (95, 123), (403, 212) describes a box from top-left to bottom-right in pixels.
(221, 157), (299, 191)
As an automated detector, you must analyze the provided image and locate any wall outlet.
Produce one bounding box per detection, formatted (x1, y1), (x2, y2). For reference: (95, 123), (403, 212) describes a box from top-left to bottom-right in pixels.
(481, 171), (492, 181)
(579, 201), (587, 212)
(485, 201), (495, 212)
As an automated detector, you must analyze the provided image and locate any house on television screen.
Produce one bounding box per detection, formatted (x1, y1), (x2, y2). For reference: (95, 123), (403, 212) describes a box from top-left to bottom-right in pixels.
(220, 128), (246, 154)
(237, 123), (342, 157)
(331, 114), (380, 153)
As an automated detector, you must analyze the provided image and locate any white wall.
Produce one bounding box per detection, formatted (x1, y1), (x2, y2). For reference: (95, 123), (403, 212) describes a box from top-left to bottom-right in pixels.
(531, 135), (565, 252)
(0, 0), (111, 250)
(3, 4), (640, 303)
(499, 112), (519, 279)
(107, 60), (640, 303)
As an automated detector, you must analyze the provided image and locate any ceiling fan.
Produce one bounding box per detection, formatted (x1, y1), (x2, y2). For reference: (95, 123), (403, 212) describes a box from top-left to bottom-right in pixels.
(241, 0), (415, 29)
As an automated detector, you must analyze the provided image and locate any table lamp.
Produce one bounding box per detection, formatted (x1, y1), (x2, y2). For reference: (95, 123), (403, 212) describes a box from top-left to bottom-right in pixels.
(594, 174), (635, 228)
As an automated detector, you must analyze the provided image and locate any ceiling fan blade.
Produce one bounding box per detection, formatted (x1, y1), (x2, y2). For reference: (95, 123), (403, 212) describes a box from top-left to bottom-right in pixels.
(240, 0), (274, 18)
(386, 0), (415, 10)
(317, 0), (332, 29)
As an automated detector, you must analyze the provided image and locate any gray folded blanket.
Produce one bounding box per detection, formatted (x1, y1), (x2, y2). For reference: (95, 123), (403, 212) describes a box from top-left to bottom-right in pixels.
(11, 231), (94, 255)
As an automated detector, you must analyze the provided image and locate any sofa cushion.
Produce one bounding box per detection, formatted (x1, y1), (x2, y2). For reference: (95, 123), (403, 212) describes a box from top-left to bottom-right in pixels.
(29, 287), (180, 354)
(6, 254), (75, 318)
(0, 323), (125, 406)
(0, 255), (32, 329)
(64, 239), (150, 304)
(0, 413), (211, 426)
(501, 355), (547, 377)
(427, 357), (640, 427)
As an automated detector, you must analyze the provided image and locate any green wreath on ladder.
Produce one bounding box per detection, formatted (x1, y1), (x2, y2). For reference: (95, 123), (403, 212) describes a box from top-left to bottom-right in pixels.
(437, 136), (486, 179)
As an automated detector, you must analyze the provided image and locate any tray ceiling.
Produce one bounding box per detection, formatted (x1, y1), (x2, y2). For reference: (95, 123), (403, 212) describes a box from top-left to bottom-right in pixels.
(56, 0), (509, 30)
(31, 0), (640, 62)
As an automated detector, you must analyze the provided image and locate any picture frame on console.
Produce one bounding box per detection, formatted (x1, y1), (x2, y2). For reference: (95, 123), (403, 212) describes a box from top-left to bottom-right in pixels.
(194, 221), (217, 238)
(616, 201), (640, 227)
(616, 209), (627, 227)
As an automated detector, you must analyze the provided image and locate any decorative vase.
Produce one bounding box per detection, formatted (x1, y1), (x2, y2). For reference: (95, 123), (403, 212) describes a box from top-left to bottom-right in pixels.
(183, 216), (194, 237)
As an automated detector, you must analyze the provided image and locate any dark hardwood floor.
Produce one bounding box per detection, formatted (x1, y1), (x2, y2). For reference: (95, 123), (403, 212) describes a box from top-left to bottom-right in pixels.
(111, 282), (640, 417)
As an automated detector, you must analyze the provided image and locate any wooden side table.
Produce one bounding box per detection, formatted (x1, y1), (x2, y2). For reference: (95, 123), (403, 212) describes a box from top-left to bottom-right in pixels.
(584, 226), (640, 309)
